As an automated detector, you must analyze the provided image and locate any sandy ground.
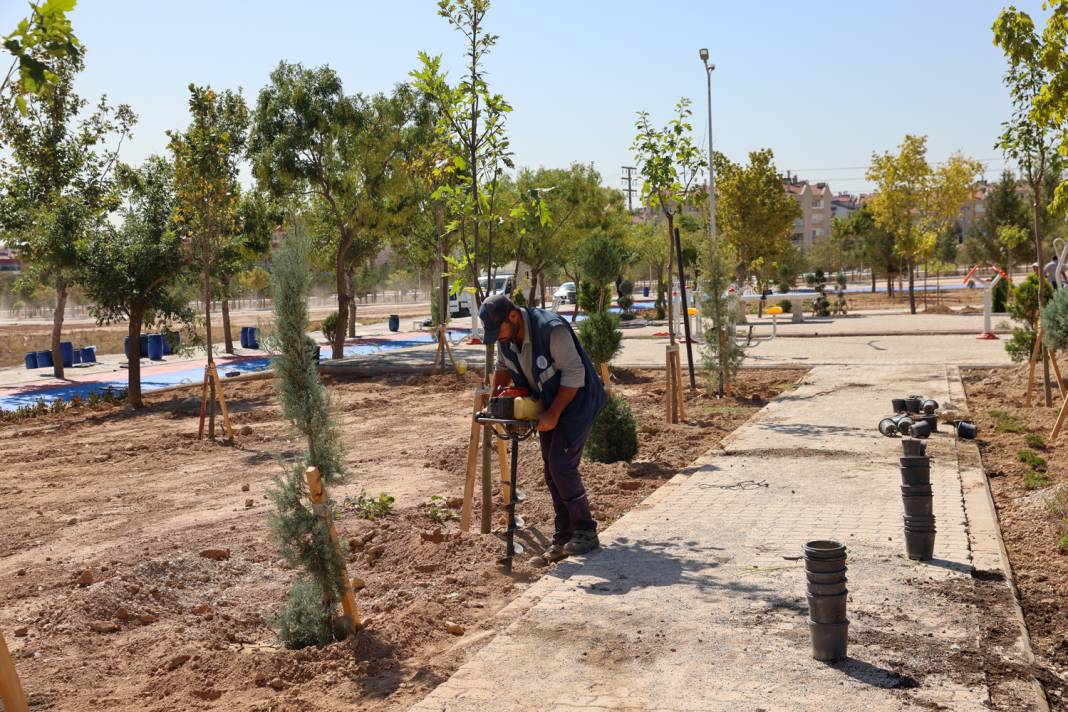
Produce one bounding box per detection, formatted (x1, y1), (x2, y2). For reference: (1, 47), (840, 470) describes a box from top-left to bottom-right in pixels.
(962, 364), (1068, 708)
(0, 367), (803, 711)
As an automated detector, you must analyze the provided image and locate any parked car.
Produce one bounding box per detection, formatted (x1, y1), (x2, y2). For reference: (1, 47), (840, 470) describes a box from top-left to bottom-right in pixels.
(448, 273), (514, 318)
(553, 281), (577, 304)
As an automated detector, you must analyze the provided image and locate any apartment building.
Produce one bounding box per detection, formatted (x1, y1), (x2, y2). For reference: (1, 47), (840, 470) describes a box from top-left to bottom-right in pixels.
(784, 177), (833, 249)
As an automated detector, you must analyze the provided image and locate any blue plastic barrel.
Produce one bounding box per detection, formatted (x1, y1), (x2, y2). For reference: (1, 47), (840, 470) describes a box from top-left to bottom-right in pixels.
(643, 286), (650, 297)
(239, 326), (249, 349)
(36, 350), (53, 368)
(72, 348), (82, 365)
(139, 334), (149, 358)
(147, 333), (164, 360)
(388, 314), (400, 332)
(124, 336), (130, 358)
(80, 346), (96, 363)
(247, 327), (258, 349)
(60, 341), (74, 368)
(24, 352), (38, 370)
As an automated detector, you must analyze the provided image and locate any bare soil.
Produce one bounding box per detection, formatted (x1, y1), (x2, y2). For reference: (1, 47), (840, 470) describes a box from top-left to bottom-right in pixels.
(0, 366), (803, 711)
(962, 364), (1068, 709)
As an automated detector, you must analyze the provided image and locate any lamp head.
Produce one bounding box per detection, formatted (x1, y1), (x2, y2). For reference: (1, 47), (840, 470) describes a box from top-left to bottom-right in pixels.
(699, 48), (709, 61)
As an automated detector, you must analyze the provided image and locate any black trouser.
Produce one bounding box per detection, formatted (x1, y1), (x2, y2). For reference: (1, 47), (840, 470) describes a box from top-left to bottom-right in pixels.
(538, 426), (596, 545)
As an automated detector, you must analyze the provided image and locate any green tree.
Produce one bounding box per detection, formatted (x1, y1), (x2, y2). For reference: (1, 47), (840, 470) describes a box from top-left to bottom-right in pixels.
(168, 83), (248, 437)
(576, 232), (625, 371)
(0, 53), (135, 378)
(267, 222), (349, 648)
(2, 0), (82, 113)
(216, 189), (274, 353)
(964, 171), (1029, 269)
(713, 148), (800, 285)
(78, 157), (188, 408)
(702, 239), (745, 397)
(250, 62), (412, 359)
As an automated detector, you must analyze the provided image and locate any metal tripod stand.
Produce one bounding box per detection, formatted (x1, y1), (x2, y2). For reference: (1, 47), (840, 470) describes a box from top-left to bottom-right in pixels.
(474, 414), (537, 573)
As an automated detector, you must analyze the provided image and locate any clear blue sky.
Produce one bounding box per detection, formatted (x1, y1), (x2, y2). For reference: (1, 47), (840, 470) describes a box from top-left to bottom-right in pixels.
(1, 0), (1051, 195)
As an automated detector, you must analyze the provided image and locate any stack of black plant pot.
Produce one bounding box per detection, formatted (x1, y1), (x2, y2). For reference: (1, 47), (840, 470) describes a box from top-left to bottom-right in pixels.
(900, 438), (936, 560)
(804, 540), (848, 662)
(879, 396), (938, 439)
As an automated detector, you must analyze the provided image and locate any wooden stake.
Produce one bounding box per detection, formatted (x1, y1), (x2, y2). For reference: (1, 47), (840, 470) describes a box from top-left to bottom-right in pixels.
(1050, 349), (1065, 400)
(494, 425), (512, 509)
(304, 467), (361, 631)
(0, 629), (29, 712)
(460, 387), (485, 533)
(664, 345), (677, 424)
(1051, 392), (1068, 441)
(197, 363), (236, 442)
(599, 362), (612, 395)
(442, 327), (462, 375)
(672, 348), (686, 422)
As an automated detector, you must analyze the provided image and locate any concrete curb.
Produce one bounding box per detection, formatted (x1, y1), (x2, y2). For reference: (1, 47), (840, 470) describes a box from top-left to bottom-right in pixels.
(948, 364), (1051, 712)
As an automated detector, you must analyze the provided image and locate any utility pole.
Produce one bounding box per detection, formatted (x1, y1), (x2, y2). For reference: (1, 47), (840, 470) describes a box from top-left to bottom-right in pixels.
(699, 49), (717, 244)
(621, 165), (638, 212)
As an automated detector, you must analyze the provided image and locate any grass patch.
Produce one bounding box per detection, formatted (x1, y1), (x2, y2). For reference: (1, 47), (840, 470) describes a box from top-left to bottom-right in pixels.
(1024, 433), (1046, 449)
(1051, 488), (1068, 554)
(989, 409), (1028, 434)
(1024, 471), (1051, 490)
(343, 492), (395, 520)
(1017, 449), (1048, 471)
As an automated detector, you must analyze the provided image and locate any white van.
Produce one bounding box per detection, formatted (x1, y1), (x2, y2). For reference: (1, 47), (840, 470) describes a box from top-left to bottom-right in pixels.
(448, 273), (513, 318)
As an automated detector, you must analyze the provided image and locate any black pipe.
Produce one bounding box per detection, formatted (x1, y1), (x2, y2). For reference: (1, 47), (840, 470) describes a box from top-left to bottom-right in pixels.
(674, 227), (696, 389)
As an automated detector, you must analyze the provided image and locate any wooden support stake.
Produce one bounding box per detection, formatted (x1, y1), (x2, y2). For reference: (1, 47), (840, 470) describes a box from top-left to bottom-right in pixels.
(599, 362), (612, 394)
(1050, 349), (1065, 400)
(442, 327), (462, 375)
(460, 387), (485, 532)
(664, 345), (676, 424)
(0, 629), (30, 712)
(672, 348), (686, 422)
(1052, 392), (1068, 441)
(304, 466), (361, 632)
(495, 426), (511, 506)
(197, 363), (236, 442)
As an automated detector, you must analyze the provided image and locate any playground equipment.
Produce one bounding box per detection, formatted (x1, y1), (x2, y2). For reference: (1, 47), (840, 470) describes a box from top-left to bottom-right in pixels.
(766, 304), (784, 338)
(962, 265), (1008, 340)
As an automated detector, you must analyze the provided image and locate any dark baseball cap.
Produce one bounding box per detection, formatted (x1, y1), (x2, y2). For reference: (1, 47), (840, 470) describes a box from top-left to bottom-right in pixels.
(479, 294), (515, 342)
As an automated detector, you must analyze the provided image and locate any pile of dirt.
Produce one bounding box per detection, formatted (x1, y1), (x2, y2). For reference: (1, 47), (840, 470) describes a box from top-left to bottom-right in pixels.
(0, 366), (804, 711)
(962, 364), (1068, 709)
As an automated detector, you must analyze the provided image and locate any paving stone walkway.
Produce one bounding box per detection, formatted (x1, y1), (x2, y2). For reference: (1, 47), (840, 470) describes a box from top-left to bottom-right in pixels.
(410, 361), (1033, 711)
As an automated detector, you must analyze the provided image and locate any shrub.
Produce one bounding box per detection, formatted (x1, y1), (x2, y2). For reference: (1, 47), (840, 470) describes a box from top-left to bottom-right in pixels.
(993, 277), (1009, 313)
(1041, 288), (1068, 352)
(578, 311), (622, 367)
(1017, 449), (1047, 471)
(778, 299), (792, 313)
(321, 311), (339, 344)
(1024, 471), (1050, 489)
(1024, 433), (1046, 450)
(617, 279), (634, 315)
(271, 574), (333, 649)
(586, 393), (638, 463)
(512, 288), (526, 307)
(427, 495), (458, 524)
(989, 409), (1027, 433)
(345, 492), (394, 520)
(1005, 327), (1036, 363)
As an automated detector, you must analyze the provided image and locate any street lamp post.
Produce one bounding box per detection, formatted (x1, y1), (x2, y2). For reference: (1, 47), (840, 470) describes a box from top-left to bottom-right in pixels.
(699, 48), (717, 245)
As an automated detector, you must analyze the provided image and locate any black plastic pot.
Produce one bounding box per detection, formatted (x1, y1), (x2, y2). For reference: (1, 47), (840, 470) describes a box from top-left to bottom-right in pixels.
(900, 455), (930, 468)
(903, 514), (936, 530)
(806, 569), (847, 585)
(805, 556), (847, 573)
(809, 619), (849, 662)
(901, 438), (926, 457)
(905, 396), (923, 414)
(893, 415), (915, 435)
(807, 580), (847, 596)
(891, 398), (907, 413)
(910, 420), (932, 439)
(803, 540), (846, 560)
(956, 421), (978, 440)
(901, 483), (933, 496)
(902, 496), (933, 517)
(900, 468), (931, 485)
(878, 418), (898, 437)
(807, 592), (848, 623)
(922, 399), (939, 415)
(922, 414), (938, 432)
(905, 530), (936, 560)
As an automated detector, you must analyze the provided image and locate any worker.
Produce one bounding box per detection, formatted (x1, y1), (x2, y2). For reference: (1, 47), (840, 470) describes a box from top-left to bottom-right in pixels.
(1045, 255), (1064, 290)
(478, 293), (607, 565)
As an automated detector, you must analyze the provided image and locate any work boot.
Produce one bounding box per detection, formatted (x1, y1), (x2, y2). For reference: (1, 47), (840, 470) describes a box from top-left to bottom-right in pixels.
(563, 530), (600, 556)
(528, 544), (568, 568)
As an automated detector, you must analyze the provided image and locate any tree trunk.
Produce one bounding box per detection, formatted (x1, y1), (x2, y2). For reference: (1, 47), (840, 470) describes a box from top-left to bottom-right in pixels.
(346, 268), (357, 338)
(334, 233), (352, 360)
(435, 203), (448, 326)
(666, 213), (676, 344)
(221, 274), (234, 355)
(922, 262), (928, 312)
(907, 258), (916, 314)
(887, 274), (893, 298)
(1033, 185), (1052, 407)
(128, 303), (145, 409)
(203, 250), (215, 439)
(51, 275), (67, 379)
(871, 268), (876, 293)
(529, 269), (539, 308)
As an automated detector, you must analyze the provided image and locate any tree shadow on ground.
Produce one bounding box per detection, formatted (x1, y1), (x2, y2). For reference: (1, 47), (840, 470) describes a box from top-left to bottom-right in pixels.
(752, 422), (874, 439)
(553, 537), (807, 615)
(921, 557), (972, 574)
(830, 657), (919, 689)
